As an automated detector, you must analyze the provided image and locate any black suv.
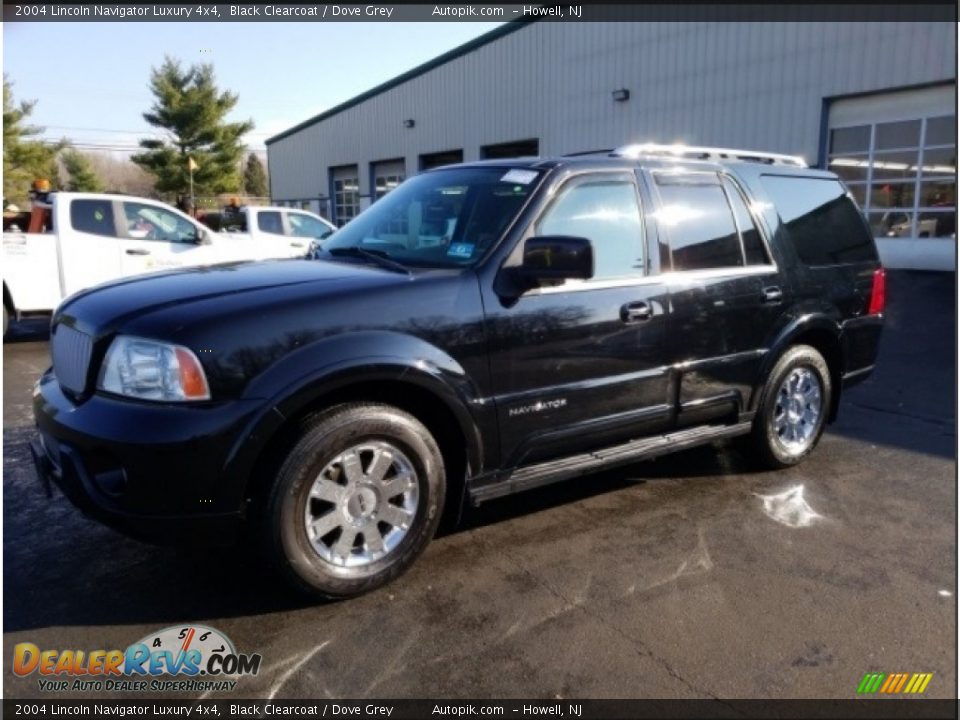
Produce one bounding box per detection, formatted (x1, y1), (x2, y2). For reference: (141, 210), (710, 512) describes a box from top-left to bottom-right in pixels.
(32, 145), (885, 598)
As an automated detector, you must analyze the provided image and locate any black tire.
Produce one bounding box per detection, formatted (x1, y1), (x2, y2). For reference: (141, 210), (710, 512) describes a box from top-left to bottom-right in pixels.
(748, 345), (832, 469)
(263, 402), (445, 599)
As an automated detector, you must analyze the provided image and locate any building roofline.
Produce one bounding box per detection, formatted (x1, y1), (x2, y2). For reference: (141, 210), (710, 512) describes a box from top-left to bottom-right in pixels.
(265, 20), (534, 146)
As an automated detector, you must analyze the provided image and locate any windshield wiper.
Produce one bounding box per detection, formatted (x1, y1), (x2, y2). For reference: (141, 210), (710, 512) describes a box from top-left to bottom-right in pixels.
(325, 247), (411, 275)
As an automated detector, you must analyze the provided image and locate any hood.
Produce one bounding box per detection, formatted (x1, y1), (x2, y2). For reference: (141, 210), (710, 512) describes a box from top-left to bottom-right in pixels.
(55, 258), (411, 334)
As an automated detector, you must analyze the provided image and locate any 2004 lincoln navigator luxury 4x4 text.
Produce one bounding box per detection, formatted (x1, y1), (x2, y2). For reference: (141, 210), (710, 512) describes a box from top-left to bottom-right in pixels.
(32, 144), (885, 598)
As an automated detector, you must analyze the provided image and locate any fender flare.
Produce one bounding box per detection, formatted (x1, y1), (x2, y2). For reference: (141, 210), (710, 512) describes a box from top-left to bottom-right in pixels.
(749, 312), (843, 413)
(218, 331), (487, 506)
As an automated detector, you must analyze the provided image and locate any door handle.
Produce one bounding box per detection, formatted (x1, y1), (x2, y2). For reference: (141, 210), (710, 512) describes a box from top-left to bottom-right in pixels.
(762, 286), (783, 304)
(620, 301), (652, 323)
(125, 248), (151, 256)
(290, 241), (305, 248)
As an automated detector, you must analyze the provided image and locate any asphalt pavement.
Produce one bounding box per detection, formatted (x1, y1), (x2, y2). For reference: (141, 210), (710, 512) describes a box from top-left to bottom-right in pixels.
(2, 271), (955, 700)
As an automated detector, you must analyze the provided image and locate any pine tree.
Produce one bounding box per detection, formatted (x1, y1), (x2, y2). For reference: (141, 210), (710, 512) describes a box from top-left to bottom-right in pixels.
(61, 150), (104, 192)
(132, 57), (253, 198)
(243, 153), (268, 198)
(3, 75), (65, 205)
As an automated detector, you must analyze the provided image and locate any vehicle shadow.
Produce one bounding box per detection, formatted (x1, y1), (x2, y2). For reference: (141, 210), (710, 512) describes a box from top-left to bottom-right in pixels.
(456, 442), (752, 534)
(2, 431), (747, 635)
(3, 431), (765, 635)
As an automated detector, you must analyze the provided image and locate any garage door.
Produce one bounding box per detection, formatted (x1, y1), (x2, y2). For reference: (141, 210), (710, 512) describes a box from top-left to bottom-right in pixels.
(372, 159), (406, 200)
(331, 165), (360, 227)
(826, 84), (955, 270)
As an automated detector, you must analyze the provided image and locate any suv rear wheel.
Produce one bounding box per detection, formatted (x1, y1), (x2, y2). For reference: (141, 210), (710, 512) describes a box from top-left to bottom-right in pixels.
(264, 403), (446, 598)
(749, 345), (832, 469)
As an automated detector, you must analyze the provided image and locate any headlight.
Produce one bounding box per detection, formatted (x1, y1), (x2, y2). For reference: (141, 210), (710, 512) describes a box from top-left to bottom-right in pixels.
(98, 336), (210, 401)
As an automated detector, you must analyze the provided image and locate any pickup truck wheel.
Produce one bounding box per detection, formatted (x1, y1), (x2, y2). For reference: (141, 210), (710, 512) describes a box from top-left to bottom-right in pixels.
(749, 345), (832, 469)
(265, 403), (445, 599)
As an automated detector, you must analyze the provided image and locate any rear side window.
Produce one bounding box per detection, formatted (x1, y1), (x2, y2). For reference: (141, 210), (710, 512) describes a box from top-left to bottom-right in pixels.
(721, 176), (771, 266)
(655, 174), (743, 271)
(70, 199), (115, 238)
(760, 176), (878, 265)
(257, 211), (284, 235)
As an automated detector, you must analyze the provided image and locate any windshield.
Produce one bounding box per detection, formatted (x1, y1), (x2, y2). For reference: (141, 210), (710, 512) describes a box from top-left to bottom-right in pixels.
(322, 166), (541, 268)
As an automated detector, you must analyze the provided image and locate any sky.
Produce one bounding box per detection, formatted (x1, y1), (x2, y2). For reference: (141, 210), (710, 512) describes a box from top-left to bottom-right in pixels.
(3, 21), (504, 154)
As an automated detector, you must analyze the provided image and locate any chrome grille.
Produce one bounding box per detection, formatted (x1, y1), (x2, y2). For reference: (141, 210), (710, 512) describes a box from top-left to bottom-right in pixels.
(52, 324), (93, 394)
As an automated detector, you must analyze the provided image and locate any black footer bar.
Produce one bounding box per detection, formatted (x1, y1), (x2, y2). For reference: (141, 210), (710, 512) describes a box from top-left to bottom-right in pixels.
(3, 699), (957, 719)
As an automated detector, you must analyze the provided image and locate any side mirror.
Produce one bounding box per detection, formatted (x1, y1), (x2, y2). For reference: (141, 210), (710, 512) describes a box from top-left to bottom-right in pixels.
(192, 228), (212, 245)
(520, 236), (594, 285)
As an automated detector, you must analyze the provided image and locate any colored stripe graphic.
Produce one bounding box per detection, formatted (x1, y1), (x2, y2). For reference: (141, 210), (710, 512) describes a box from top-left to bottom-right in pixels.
(903, 674), (919, 694)
(857, 673), (885, 694)
(857, 672), (932, 695)
(889, 673), (906, 693)
(894, 674), (909, 693)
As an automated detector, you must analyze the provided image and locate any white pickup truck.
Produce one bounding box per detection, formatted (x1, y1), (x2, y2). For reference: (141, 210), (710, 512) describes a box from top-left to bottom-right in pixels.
(2, 192), (314, 335)
(205, 205), (336, 253)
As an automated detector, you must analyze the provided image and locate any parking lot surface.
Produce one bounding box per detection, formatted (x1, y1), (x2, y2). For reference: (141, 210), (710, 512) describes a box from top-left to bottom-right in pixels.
(2, 271), (955, 700)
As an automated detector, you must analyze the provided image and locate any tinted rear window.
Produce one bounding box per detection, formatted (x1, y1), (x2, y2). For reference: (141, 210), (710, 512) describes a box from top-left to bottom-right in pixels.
(70, 199), (115, 237)
(257, 211), (284, 234)
(761, 175), (877, 266)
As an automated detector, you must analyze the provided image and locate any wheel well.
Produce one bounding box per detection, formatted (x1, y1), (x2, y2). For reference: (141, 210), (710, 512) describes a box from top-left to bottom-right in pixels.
(789, 328), (843, 421)
(245, 380), (469, 532)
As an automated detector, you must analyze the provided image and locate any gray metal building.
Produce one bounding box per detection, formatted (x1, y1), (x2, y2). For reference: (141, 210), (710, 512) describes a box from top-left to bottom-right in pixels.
(266, 21), (956, 270)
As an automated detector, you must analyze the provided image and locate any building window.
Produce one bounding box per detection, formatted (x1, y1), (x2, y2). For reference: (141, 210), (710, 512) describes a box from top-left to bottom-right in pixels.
(480, 139), (539, 159)
(333, 175), (360, 227)
(419, 150), (463, 172)
(828, 115), (956, 239)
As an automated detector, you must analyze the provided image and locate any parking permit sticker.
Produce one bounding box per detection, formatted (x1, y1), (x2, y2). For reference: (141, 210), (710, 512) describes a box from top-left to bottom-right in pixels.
(500, 169), (538, 185)
(447, 242), (475, 259)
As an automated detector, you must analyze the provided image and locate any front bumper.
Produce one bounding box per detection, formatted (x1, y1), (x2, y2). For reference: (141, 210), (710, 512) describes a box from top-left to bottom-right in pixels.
(31, 369), (264, 545)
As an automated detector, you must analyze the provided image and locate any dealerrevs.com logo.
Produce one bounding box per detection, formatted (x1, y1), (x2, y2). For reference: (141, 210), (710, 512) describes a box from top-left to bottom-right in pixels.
(13, 625), (262, 693)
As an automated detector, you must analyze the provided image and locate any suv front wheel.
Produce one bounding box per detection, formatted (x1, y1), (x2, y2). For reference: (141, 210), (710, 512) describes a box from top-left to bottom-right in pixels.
(749, 345), (832, 469)
(264, 403), (446, 598)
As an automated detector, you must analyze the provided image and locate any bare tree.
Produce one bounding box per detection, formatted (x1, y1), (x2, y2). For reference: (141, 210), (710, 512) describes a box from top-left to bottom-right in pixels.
(85, 154), (157, 197)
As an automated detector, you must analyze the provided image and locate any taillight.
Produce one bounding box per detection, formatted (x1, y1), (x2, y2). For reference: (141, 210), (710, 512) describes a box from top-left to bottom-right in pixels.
(867, 268), (886, 315)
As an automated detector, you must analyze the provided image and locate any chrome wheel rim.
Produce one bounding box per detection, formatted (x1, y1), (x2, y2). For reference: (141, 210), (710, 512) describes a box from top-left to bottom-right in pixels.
(772, 367), (822, 455)
(304, 440), (419, 568)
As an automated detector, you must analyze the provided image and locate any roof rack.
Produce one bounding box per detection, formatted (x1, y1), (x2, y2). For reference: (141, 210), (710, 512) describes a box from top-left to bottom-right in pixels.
(611, 143), (806, 167)
(561, 148), (615, 157)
